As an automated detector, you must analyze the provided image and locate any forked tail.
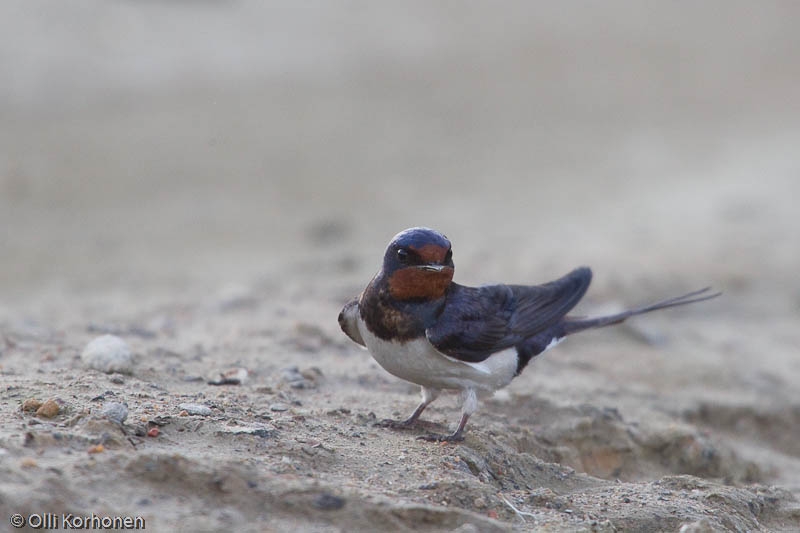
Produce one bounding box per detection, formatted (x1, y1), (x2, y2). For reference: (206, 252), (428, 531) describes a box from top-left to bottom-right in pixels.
(560, 287), (721, 336)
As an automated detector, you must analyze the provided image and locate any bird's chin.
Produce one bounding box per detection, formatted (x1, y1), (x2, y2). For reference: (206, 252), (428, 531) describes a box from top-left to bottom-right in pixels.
(389, 265), (454, 300)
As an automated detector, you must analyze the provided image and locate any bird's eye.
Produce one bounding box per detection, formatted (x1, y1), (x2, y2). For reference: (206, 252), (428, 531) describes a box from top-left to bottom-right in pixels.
(396, 248), (410, 262)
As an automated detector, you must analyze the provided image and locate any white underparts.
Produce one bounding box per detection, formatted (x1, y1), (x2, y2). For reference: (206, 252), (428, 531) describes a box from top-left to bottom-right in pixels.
(545, 337), (564, 351)
(420, 386), (441, 405)
(357, 316), (519, 395)
(460, 388), (478, 416)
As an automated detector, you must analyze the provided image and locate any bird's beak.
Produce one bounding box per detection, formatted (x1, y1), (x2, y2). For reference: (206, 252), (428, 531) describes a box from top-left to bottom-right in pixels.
(416, 264), (447, 272)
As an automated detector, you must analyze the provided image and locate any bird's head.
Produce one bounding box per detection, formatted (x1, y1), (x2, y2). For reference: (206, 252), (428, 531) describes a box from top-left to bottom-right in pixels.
(382, 227), (455, 301)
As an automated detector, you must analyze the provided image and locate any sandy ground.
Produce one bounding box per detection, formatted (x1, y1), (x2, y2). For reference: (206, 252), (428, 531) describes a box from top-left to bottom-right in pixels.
(2, 2), (800, 531)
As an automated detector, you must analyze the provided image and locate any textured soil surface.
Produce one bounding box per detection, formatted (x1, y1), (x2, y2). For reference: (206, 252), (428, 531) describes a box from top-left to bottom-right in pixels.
(2, 3), (800, 532)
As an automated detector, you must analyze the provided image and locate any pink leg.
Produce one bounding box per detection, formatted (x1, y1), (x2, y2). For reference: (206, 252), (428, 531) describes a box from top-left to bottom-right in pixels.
(378, 387), (440, 429)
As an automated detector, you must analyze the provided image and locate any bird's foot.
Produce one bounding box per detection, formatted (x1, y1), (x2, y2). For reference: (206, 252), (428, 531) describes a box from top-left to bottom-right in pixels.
(416, 432), (465, 443)
(376, 418), (417, 430)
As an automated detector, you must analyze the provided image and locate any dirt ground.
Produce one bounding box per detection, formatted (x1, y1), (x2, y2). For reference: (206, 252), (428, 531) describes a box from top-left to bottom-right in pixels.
(1, 3), (800, 532)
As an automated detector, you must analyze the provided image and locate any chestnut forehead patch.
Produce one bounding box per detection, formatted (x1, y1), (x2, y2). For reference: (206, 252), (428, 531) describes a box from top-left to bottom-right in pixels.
(409, 244), (449, 264)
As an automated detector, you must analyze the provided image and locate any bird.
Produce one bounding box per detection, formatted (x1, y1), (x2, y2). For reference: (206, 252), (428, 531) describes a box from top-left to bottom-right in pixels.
(338, 227), (719, 442)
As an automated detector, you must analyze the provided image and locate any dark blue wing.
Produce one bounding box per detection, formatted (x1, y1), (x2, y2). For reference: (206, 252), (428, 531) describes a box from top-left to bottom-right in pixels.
(426, 267), (592, 362)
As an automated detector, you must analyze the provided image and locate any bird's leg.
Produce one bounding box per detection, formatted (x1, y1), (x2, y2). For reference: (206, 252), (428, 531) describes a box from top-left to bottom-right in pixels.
(417, 388), (476, 443)
(378, 403), (427, 430)
(378, 387), (440, 430)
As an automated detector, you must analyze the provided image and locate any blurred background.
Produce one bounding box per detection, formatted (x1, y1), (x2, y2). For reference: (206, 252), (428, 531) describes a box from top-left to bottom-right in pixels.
(1, 1), (798, 313)
(3, 4), (800, 519)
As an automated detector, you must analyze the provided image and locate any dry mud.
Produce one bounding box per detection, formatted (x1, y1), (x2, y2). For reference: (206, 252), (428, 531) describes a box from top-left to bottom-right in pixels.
(1, 260), (799, 531)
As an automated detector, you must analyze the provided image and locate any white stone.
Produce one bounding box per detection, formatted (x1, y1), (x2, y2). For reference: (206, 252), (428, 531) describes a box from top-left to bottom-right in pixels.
(101, 402), (129, 424)
(179, 403), (213, 416)
(81, 335), (134, 374)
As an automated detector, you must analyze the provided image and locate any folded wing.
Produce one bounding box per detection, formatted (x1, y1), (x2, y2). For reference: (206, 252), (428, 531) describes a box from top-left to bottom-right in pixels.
(427, 267), (592, 362)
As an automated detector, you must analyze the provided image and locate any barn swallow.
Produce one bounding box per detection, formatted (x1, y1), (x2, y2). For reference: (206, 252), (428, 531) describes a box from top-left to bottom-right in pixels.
(338, 227), (719, 442)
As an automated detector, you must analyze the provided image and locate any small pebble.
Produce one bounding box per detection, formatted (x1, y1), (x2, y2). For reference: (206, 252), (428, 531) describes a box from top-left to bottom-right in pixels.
(281, 366), (306, 386)
(270, 403), (289, 412)
(178, 403), (212, 416)
(217, 426), (276, 438)
(22, 398), (43, 413)
(147, 427), (160, 438)
(312, 493), (345, 511)
(20, 457), (38, 468)
(208, 367), (249, 386)
(281, 366), (322, 389)
(36, 399), (60, 418)
(87, 444), (105, 454)
(101, 402), (129, 424)
(301, 367), (323, 381)
(81, 335), (134, 374)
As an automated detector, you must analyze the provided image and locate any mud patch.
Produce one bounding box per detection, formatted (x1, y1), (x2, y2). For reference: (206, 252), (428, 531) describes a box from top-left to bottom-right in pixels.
(493, 395), (760, 484)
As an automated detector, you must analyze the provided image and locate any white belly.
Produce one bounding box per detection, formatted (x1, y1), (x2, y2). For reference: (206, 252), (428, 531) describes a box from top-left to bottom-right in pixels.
(357, 317), (518, 394)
